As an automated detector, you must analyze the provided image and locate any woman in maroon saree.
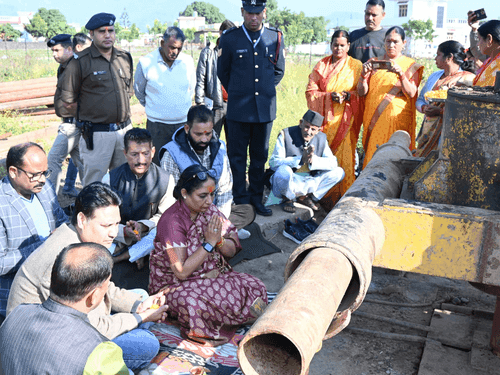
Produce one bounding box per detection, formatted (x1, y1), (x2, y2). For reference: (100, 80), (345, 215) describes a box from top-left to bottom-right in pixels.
(149, 164), (267, 346)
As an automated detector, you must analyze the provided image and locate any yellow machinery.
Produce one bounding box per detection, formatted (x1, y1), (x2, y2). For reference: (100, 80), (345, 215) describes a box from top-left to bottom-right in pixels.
(237, 86), (500, 374)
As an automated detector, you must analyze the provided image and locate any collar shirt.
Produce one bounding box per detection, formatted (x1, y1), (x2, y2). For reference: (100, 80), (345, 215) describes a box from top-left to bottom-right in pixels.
(61, 43), (133, 124)
(134, 48), (196, 124)
(20, 194), (51, 241)
(160, 137), (233, 218)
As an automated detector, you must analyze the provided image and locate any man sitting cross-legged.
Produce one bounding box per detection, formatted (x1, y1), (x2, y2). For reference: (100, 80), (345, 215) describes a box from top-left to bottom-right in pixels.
(0, 243), (139, 375)
(7, 182), (168, 372)
(103, 128), (170, 267)
(159, 105), (255, 236)
(269, 109), (345, 213)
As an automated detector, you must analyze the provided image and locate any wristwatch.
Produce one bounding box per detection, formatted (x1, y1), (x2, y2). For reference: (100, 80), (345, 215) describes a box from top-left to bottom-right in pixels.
(202, 242), (214, 253)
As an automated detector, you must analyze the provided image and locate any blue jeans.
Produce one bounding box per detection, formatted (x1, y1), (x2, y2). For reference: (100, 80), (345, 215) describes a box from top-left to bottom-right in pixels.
(112, 289), (159, 370)
(112, 323), (159, 370)
(63, 158), (78, 190)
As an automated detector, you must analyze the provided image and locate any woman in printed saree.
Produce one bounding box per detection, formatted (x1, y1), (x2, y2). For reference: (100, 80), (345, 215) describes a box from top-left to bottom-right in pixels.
(149, 164), (267, 346)
(306, 30), (363, 197)
(358, 26), (424, 168)
(415, 41), (475, 157)
(473, 20), (500, 87)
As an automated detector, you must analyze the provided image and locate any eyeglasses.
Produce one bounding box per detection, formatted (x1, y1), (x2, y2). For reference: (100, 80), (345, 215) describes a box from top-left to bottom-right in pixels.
(16, 167), (51, 182)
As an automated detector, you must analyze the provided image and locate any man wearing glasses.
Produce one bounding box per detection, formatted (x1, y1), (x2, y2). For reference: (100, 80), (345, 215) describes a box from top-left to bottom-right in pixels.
(0, 142), (68, 320)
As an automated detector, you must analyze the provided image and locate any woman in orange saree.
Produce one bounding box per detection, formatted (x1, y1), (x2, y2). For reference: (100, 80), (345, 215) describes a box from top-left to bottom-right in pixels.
(358, 26), (424, 168)
(306, 30), (363, 197)
(473, 20), (500, 87)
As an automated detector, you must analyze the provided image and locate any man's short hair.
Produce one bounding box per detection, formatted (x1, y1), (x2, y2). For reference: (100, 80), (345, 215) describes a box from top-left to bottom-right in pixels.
(6, 142), (45, 170)
(124, 128), (153, 151)
(220, 20), (236, 32)
(73, 33), (92, 50)
(50, 243), (113, 304)
(163, 26), (185, 43)
(71, 182), (122, 226)
(186, 105), (214, 129)
(366, 0), (385, 10)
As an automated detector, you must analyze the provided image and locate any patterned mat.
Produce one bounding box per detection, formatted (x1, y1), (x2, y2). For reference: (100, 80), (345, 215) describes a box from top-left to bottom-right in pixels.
(138, 293), (277, 375)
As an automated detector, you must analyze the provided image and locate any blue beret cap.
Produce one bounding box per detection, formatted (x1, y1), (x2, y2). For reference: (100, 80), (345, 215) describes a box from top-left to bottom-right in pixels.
(85, 12), (116, 31)
(242, 0), (266, 13)
(47, 34), (72, 48)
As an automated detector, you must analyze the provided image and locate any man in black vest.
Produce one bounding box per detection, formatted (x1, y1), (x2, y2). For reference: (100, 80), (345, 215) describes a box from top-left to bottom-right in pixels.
(269, 110), (345, 212)
(104, 128), (169, 268)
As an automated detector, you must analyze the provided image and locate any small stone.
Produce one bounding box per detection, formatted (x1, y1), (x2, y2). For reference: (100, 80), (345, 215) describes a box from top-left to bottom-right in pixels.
(378, 361), (384, 364)
(386, 370), (391, 374)
(461, 297), (469, 304)
(452, 297), (461, 305)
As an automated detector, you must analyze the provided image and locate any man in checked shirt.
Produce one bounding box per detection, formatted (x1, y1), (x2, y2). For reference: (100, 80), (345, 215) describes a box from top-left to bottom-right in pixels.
(159, 105), (255, 238)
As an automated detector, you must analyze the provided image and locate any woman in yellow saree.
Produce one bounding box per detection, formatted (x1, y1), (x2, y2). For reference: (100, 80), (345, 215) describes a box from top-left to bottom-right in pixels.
(306, 30), (363, 197)
(358, 26), (424, 168)
(473, 20), (500, 87)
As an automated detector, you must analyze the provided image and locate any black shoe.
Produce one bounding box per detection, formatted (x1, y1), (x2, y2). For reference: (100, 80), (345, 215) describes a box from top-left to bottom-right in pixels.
(283, 219), (310, 244)
(252, 201), (272, 216)
(296, 217), (319, 234)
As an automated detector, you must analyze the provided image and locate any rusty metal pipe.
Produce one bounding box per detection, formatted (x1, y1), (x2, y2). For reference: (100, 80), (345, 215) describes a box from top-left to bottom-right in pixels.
(0, 77), (56, 92)
(238, 131), (412, 374)
(0, 87), (56, 104)
(0, 97), (54, 111)
(238, 248), (353, 375)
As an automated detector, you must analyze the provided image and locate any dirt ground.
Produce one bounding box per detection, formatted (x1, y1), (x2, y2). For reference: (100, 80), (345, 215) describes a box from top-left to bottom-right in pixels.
(55, 169), (499, 375)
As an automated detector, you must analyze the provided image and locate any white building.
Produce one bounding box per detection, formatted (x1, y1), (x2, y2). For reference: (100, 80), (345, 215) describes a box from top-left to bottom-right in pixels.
(0, 11), (34, 37)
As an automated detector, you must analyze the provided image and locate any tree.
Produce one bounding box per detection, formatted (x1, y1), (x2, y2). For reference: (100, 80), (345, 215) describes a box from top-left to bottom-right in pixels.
(147, 19), (168, 35)
(25, 8), (75, 40)
(402, 19), (435, 42)
(0, 24), (22, 41)
(181, 1), (225, 24)
(303, 16), (328, 43)
(182, 27), (197, 57)
(120, 8), (131, 29)
(117, 23), (140, 42)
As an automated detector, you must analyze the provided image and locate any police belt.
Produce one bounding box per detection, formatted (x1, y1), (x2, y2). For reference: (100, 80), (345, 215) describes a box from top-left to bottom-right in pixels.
(62, 117), (74, 124)
(77, 119), (131, 151)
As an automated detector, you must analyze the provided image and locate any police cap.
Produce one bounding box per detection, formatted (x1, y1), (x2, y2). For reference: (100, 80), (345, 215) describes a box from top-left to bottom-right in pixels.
(242, 0), (266, 13)
(46, 34), (72, 48)
(302, 110), (324, 127)
(85, 12), (116, 31)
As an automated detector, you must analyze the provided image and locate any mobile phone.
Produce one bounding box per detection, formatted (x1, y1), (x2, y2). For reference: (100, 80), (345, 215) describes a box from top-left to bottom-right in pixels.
(474, 8), (487, 21)
(372, 60), (393, 70)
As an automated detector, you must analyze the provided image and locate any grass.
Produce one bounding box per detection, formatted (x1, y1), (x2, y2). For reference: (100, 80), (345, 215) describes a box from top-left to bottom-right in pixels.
(1, 47), (439, 162)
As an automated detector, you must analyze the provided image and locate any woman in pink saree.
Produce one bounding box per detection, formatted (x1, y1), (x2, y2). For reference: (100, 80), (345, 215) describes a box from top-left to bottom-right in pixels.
(149, 164), (267, 346)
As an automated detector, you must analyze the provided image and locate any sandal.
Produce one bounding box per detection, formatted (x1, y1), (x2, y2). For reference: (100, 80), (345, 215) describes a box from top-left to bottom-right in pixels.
(296, 195), (320, 211)
(280, 198), (296, 213)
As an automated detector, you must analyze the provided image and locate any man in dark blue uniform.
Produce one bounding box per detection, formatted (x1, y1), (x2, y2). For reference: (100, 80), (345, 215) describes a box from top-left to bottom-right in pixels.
(217, 0), (285, 216)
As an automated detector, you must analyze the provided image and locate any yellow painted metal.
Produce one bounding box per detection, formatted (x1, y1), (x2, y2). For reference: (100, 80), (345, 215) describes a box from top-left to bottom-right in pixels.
(370, 198), (500, 286)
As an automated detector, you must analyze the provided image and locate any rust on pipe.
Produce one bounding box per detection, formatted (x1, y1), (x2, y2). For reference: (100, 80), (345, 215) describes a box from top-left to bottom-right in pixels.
(0, 87), (56, 104)
(238, 131), (412, 375)
(0, 97), (54, 111)
(0, 77), (57, 92)
(238, 248), (353, 375)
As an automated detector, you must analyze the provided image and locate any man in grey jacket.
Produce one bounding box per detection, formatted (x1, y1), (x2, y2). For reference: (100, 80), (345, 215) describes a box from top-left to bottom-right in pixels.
(195, 20), (235, 136)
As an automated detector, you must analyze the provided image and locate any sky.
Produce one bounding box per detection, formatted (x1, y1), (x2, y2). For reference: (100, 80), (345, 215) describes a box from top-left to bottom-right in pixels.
(2, 0), (500, 32)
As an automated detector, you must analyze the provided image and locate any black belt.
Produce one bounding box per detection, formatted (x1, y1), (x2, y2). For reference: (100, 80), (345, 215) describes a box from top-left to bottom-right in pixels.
(62, 117), (74, 124)
(78, 119), (131, 132)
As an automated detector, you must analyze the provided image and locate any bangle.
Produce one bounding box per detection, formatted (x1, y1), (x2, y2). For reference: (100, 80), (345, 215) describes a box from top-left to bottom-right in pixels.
(216, 237), (225, 249)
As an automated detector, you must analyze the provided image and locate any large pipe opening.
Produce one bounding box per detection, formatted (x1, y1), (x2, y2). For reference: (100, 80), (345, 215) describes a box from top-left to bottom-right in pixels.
(240, 333), (302, 375)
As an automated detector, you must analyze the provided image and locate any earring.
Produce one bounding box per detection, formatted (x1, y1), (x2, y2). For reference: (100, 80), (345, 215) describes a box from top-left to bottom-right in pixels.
(183, 196), (186, 199)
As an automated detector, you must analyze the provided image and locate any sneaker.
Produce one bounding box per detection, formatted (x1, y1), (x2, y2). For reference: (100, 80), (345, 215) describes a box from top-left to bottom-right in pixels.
(296, 218), (319, 234)
(62, 186), (80, 198)
(283, 219), (310, 244)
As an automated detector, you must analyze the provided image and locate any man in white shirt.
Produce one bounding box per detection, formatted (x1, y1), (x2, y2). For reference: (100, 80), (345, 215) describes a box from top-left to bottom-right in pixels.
(134, 27), (196, 165)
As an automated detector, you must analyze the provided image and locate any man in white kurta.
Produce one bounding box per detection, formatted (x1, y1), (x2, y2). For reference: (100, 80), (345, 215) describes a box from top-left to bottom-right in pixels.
(269, 110), (344, 211)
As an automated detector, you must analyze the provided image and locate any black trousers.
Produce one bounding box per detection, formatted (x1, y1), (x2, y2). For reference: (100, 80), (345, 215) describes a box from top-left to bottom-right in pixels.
(226, 119), (273, 205)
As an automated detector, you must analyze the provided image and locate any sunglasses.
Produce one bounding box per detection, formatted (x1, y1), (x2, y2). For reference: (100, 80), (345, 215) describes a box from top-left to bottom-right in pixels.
(186, 169), (217, 184)
(16, 167), (51, 182)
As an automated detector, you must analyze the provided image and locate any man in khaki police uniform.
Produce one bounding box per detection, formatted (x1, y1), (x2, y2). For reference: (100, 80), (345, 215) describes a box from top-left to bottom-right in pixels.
(61, 12), (134, 186)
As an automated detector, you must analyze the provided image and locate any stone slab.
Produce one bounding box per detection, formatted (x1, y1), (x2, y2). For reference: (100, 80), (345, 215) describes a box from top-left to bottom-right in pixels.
(427, 309), (473, 350)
